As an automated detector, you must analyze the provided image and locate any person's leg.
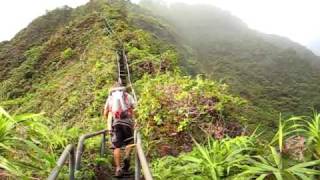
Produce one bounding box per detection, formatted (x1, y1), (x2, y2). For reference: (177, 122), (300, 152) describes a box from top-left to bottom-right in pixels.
(122, 145), (132, 172)
(125, 145), (132, 158)
(114, 148), (121, 171)
(123, 126), (134, 171)
(112, 125), (124, 176)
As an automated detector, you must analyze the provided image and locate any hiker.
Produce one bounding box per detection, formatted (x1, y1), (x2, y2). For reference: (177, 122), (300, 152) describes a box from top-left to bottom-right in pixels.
(103, 82), (136, 177)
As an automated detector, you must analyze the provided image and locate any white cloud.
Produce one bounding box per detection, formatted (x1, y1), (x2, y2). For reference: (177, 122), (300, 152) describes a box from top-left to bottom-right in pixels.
(0, 0), (319, 48)
(0, 0), (89, 41)
(213, 0), (320, 45)
(138, 0), (320, 45)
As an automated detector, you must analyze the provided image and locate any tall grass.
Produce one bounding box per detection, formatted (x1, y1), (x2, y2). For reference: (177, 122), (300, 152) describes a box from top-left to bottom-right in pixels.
(152, 114), (320, 180)
(238, 146), (320, 179)
(0, 107), (64, 178)
(152, 135), (257, 180)
(302, 112), (320, 158)
(0, 107), (26, 176)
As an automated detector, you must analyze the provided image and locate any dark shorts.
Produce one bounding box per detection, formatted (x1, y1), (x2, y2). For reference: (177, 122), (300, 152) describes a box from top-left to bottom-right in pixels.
(112, 124), (134, 149)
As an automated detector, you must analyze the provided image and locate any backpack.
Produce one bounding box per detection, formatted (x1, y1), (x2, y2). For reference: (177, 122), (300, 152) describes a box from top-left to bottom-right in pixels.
(109, 90), (130, 119)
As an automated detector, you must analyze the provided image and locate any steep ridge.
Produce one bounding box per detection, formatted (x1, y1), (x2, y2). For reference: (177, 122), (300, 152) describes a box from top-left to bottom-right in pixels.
(140, 1), (320, 124)
(1, 0), (320, 179)
(0, 1), (248, 178)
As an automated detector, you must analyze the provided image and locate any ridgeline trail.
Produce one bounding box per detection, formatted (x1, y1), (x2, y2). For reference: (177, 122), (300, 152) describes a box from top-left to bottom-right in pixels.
(47, 15), (152, 180)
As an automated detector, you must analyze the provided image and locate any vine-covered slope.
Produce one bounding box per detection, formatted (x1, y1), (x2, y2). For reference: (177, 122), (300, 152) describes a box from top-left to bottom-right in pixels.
(0, 1), (249, 178)
(1, 0), (319, 179)
(140, 1), (320, 124)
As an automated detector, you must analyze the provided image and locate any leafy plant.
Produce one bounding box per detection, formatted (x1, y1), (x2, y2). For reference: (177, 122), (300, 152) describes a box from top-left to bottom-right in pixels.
(269, 116), (304, 152)
(300, 112), (320, 159)
(152, 135), (256, 180)
(238, 146), (320, 180)
(61, 47), (74, 60)
(0, 107), (60, 177)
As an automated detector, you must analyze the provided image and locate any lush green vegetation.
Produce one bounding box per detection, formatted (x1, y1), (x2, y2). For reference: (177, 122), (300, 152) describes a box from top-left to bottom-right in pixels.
(1, 0), (320, 179)
(152, 114), (320, 180)
(135, 73), (247, 156)
(140, 0), (320, 127)
(0, 107), (61, 178)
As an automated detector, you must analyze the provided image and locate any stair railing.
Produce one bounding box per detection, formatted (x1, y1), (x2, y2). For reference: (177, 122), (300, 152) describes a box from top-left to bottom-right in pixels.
(48, 130), (107, 179)
(75, 129), (108, 170)
(134, 130), (153, 180)
(48, 144), (75, 180)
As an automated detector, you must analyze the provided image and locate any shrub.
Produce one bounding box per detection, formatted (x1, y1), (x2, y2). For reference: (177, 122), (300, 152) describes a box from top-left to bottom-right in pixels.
(135, 73), (246, 155)
(61, 47), (74, 60)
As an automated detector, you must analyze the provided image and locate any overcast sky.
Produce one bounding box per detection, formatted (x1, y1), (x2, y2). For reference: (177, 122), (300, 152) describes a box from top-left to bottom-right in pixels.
(1, 0), (319, 53)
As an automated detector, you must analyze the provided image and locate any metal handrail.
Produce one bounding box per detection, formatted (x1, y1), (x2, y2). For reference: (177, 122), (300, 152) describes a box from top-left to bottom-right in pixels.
(135, 130), (153, 180)
(123, 51), (138, 102)
(48, 12), (154, 179)
(116, 51), (123, 85)
(48, 144), (75, 180)
(75, 129), (108, 170)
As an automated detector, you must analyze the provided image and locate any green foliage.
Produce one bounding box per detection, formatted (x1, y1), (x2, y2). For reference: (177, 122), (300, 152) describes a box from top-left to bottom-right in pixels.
(306, 113), (320, 158)
(152, 135), (256, 180)
(61, 47), (75, 60)
(297, 112), (320, 159)
(0, 2), (135, 177)
(269, 116), (303, 152)
(136, 73), (244, 127)
(3, 0), (320, 179)
(0, 46), (43, 100)
(152, 115), (320, 180)
(125, 29), (179, 80)
(239, 146), (320, 180)
(135, 73), (246, 155)
(0, 107), (63, 178)
(141, 1), (320, 129)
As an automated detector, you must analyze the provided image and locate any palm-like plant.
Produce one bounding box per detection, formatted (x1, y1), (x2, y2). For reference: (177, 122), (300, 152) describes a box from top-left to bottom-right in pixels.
(0, 107), (25, 176)
(187, 136), (255, 179)
(238, 116), (320, 180)
(238, 145), (320, 180)
(152, 135), (257, 180)
(0, 107), (58, 177)
(301, 112), (320, 158)
(269, 116), (304, 153)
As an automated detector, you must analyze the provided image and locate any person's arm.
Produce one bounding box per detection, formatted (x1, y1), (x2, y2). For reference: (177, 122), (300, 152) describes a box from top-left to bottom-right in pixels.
(107, 112), (113, 133)
(103, 97), (109, 118)
(128, 93), (136, 109)
(104, 97), (113, 133)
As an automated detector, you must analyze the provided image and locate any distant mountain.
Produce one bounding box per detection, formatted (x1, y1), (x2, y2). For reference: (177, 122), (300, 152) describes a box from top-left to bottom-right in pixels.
(140, 1), (320, 124)
(1, 0), (320, 131)
(2, 1), (320, 178)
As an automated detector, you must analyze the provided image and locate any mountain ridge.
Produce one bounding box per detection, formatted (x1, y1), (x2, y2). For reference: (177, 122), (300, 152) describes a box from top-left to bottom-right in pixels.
(140, 1), (320, 122)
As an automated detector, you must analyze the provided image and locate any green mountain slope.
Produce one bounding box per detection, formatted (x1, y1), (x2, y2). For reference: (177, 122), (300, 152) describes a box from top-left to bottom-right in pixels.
(1, 0), (320, 178)
(140, 1), (320, 121)
(0, 1), (247, 174)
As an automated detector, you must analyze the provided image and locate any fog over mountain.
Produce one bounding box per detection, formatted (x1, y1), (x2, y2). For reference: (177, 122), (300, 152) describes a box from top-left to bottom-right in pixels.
(308, 39), (320, 56)
(1, 1), (320, 178)
(135, 0), (320, 55)
(139, 1), (320, 125)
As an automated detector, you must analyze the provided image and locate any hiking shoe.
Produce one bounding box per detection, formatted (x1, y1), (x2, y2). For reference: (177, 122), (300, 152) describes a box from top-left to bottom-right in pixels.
(115, 168), (123, 177)
(123, 158), (130, 172)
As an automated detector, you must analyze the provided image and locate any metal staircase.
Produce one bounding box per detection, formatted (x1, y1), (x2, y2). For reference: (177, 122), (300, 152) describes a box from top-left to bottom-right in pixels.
(48, 49), (152, 180)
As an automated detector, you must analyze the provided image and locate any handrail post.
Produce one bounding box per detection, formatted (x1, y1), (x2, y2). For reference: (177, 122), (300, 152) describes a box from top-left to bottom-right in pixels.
(75, 130), (108, 171)
(136, 132), (153, 180)
(48, 144), (75, 180)
(100, 131), (106, 157)
(69, 147), (75, 180)
(75, 136), (86, 170)
(134, 130), (141, 180)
